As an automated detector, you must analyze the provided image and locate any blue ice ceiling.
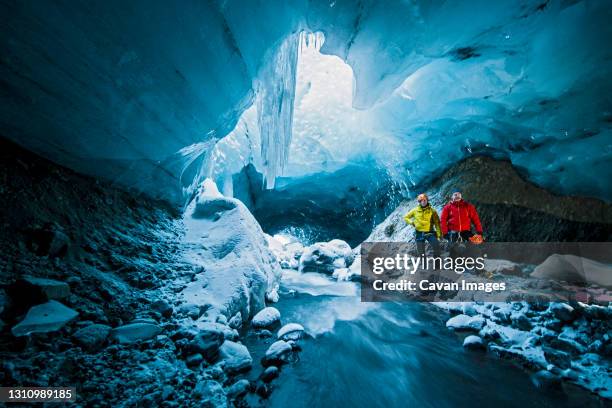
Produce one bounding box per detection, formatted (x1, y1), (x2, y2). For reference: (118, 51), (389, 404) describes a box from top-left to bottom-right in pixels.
(1, 0), (611, 205)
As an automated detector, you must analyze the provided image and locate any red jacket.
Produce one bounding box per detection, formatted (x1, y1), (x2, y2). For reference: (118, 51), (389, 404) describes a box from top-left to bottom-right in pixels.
(440, 200), (483, 235)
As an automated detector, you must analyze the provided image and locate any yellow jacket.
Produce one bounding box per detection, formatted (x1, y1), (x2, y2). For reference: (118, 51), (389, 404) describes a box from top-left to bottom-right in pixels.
(403, 205), (442, 238)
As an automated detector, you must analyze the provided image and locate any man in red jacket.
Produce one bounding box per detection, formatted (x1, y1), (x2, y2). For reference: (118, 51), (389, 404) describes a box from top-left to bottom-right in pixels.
(440, 191), (483, 243)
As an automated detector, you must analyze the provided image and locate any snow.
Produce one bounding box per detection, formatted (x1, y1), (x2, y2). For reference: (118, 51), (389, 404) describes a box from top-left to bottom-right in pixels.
(180, 181), (281, 321)
(277, 323), (305, 341)
(445, 314), (486, 331)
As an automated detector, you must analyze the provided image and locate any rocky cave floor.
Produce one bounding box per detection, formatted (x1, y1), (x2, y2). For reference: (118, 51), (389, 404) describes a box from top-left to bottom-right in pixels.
(1, 139), (611, 407)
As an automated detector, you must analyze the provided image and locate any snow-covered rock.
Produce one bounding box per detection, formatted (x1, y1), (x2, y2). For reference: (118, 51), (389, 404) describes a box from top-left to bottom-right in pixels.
(262, 340), (293, 367)
(192, 379), (227, 407)
(11, 300), (78, 336)
(446, 314), (485, 331)
(548, 303), (575, 322)
(277, 323), (305, 341)
(218, 340), (253, 374)
(187, 327), (225, 361)
(251, 307), (281, 329)
(463, 335), (486, 350)
(110, 322), (161, 344)
(181, 182), (282, 323)
(299, 239), (354, 274)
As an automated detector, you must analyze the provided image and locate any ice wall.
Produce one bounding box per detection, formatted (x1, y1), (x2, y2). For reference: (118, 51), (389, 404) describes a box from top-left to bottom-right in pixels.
(1, 0), (611, 205)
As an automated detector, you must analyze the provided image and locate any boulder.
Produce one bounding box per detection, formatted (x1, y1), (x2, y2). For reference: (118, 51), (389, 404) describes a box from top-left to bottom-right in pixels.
(218, 340), (252, 374)
(14, 276), (71, 301)
(446, 314), (486, 331)
(299, 239), (354, 274)
(226, 379), (250, 399)
(262, 340), (293, 367)
(110, 322), (161, 344)
(192, 380), (227, 407)
(187, 328), (224, 361)
(261, 366), (279, 383)
(73, 324), (111, 351)
(151, 299), (173, 318)
(251, 307), (281, 329)
(463, 335), (486, 350)
(277, 323), (305, 341)
(12, 300), (78, 336)
(531, 254), (612, 289)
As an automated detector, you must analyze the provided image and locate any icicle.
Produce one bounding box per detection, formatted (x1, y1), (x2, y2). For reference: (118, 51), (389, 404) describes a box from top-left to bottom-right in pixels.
(256, 32), (300, 189)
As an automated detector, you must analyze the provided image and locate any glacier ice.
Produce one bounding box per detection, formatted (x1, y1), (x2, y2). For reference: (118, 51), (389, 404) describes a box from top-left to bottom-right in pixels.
(0, 0), (610, 205)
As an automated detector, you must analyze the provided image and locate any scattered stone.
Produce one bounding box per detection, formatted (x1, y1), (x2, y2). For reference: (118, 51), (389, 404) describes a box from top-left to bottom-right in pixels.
(12, 300), (78, 336)
(73, 324), (111, 351)
(110, 322), (161, 344)
(218, 340), (252, 374)
(152, 299), (173, 318)
(463, 335), (486, 350)
(446, 314), (485, 331)
(192, 380), (227, 407)
(188, 328), (224, 361)
(261, 366), (279, 383)
(226, 379), (250, 399)
(252, 307), (281, 329)
(277, 323), (305, 341)
(262, 340), (293, 367)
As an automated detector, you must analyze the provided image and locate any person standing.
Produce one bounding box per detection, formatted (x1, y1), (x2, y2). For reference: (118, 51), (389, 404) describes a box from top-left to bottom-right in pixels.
(404, 193), (442, 257)
(440, 190), (483, 243)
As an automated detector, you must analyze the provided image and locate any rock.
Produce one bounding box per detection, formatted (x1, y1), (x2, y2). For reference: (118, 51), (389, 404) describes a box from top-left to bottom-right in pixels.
(531, 254), (612, 289)
(446, 314), (486, 331)
(463, 335), (486, 350)
(262, 340), (293, 367)
(299, 239), (354, 274)
(73, 324), (111, 351)
(192, 380), (227, 407)
(28, 223), (70, 257)
(188, 328), (224, 361)
(266, 289), (279, 303)
(179, 303), (202, 320)
(251, 307), (281, 329)
(218, 340), (252, 374)
(531, 370), (562, 390)
(277, 323), (305, 341)
(484, 259), (523, 277)
(110, 322), (161, 344)
(547, 336), (586, 355)
(543, 347), (571, 370)
(12, 300), (78, 336)
(228, 313), (242, 329)
(226, 379), (250, 399)
(511, 313), (532, 331)
(548, 303), (575, 322)
(152, 299), (173, 318)
(14, 276), (71, 301)
(261, 366), (279, 383)
(186, 353), (204, 367)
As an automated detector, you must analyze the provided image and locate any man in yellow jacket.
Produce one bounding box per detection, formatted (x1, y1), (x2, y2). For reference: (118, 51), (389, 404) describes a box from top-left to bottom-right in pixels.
(404, 193), (442, 257)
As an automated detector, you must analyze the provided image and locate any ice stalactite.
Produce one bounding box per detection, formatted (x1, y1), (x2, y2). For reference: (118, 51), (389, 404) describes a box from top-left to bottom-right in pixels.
(256, 32), (301, 189)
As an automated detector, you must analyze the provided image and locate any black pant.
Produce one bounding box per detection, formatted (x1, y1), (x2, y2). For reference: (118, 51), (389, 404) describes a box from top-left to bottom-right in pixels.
(447, 230), (474, 243)
(415, 231), (440, 257)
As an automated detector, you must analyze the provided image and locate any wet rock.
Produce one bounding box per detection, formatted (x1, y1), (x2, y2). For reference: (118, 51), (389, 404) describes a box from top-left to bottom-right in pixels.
(226, 379), (250, 399)
(187, 328), (224, 362)
(262, 340), (293, 367)
(261, 366), (279, 383)
(531, 370), (562, 390)
(277, 323), (305, 341)
(73, 324), (111, 351)
(186, 353), (204, 367)
(446, 314), (486, 331)
(463, 335), (486, 350)
(548, 303), (575, 322)
(12, 300), (78, 336)
(192, 380), (227, 407)
(218, 340), (252, 374)
(543, 347), (571, 370)
(110, 322), (161, 344)
(228, 313), (242, 329)
(251, 307), (281, 329)
(151, 299), (173, 318)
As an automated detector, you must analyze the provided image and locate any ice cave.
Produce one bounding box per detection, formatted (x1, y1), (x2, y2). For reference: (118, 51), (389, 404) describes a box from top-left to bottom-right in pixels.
(0, 1), (611, 407)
